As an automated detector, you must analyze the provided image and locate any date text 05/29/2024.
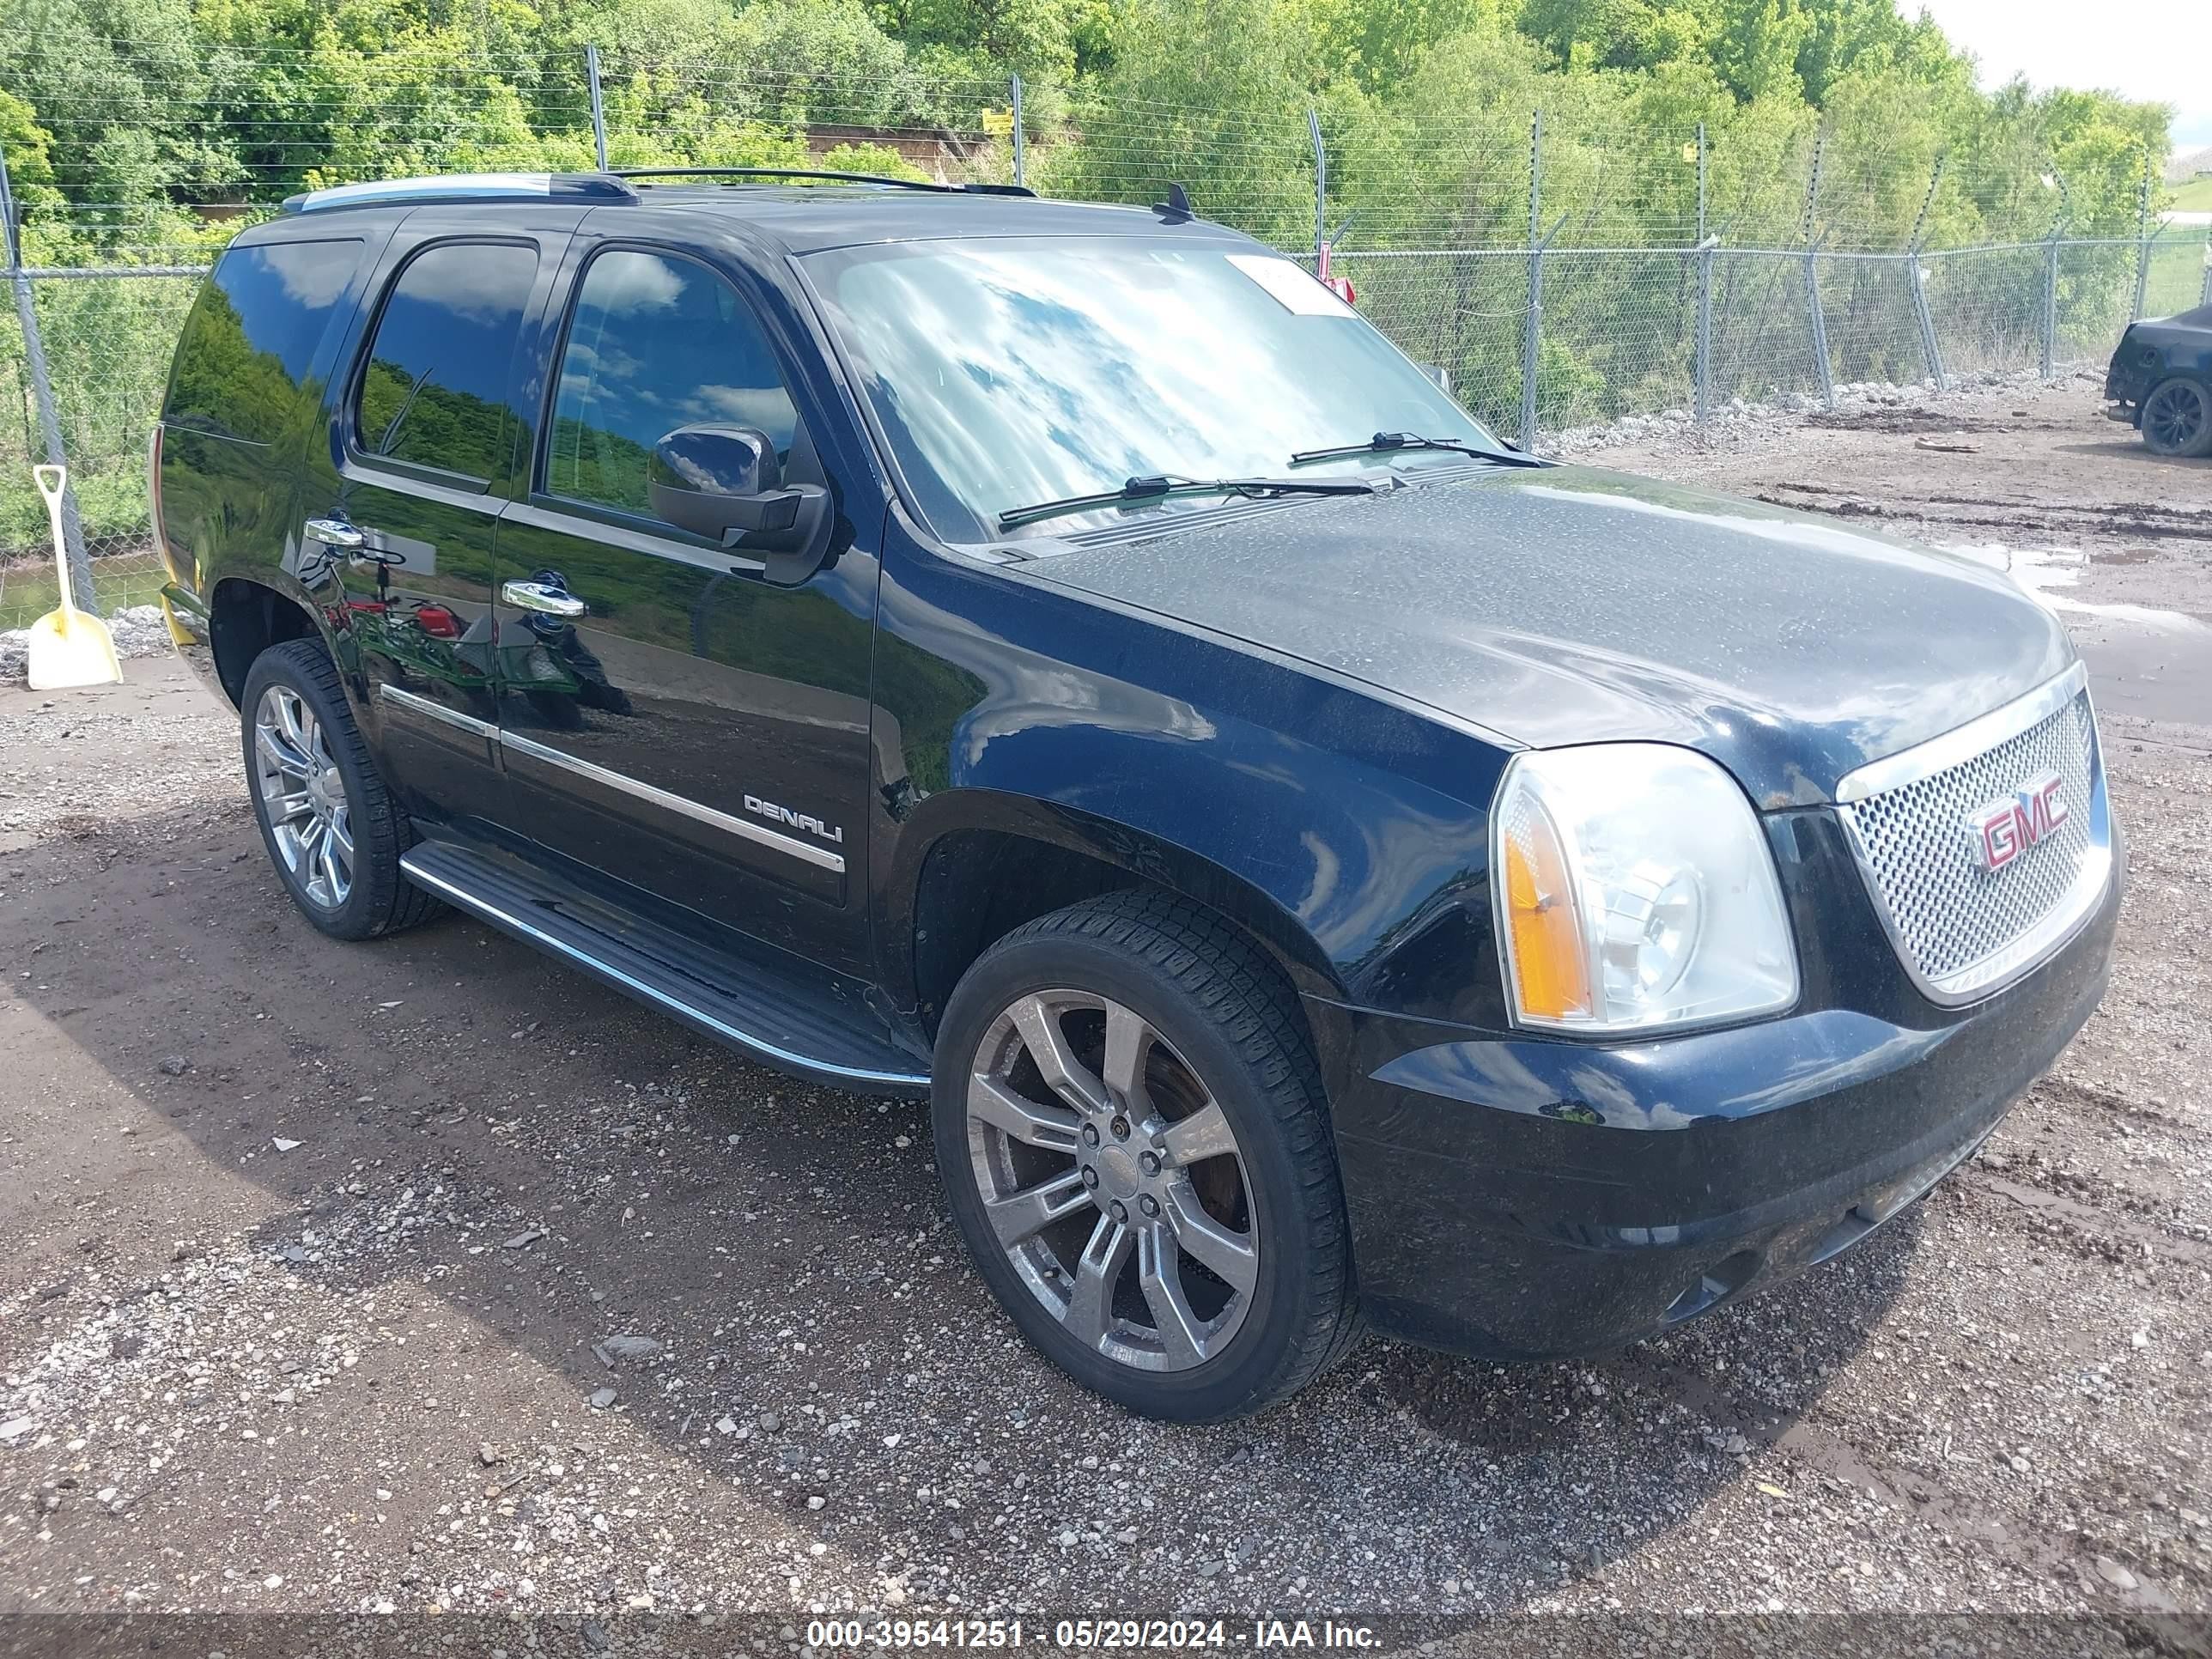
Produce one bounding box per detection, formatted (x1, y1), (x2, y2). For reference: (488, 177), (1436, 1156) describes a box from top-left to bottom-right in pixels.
(803, 1620), (1383, 1650)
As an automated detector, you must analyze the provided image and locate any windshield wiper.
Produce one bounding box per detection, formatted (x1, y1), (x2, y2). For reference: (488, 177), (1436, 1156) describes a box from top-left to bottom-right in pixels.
(996, 473), (1382, 532)
(1288, 432), (1545, 468)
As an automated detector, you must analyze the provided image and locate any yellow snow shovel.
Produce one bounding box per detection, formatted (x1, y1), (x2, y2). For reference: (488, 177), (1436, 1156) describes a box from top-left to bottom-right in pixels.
(25, 465), (123, 691)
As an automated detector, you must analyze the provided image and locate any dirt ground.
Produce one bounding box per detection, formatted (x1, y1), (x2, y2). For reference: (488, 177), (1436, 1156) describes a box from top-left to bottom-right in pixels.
(1, 375), (2208, 1647)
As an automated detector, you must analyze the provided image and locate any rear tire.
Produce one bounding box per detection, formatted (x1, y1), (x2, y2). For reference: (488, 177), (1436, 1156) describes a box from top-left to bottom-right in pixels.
(933, 890), (1362, 1420)
(2141, 375), (2212, 458)
(240, 638), (438, 942)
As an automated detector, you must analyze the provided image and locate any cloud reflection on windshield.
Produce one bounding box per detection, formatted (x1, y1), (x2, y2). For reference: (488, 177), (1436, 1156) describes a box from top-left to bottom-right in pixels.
(811, 239), (1486, 541)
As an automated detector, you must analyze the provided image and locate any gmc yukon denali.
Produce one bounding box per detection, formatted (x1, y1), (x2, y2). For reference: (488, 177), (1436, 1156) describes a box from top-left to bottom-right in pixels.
(152, 170), (2121, 1421)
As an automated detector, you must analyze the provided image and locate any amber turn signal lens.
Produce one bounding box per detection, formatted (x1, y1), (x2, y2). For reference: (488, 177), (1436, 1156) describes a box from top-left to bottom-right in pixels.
(1501, 800), (1592, 1024)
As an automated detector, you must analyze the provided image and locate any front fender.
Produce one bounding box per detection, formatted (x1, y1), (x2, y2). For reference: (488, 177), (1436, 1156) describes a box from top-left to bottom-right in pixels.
(884, 785), (1344, 1002)
(868, 530), (1519, 1030)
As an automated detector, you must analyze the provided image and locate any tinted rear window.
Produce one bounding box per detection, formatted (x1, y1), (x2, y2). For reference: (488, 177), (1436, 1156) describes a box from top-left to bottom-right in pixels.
(355, 242), (538, 483)
(164, 239), (362, 443)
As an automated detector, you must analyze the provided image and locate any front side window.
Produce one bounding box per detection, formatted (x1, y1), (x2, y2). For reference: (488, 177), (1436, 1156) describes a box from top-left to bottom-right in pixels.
(802, 236), (1496, 543)
(166, 238), (362, 443)
(355, 242), (538, 482)
(544, 248), (800, 521)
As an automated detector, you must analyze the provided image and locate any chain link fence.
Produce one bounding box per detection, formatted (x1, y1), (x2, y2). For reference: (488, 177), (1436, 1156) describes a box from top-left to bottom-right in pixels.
(1, 269), (198, 629)
(1922, 245), (2048, 379)
(1312, 231), (2210, 449)
(4, 40), (2211, 629)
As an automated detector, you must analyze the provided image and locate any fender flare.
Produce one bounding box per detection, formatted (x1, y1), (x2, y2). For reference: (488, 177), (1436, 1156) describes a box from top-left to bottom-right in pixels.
(201, 562), (362, 710)
(877, 787), (1347, 1012)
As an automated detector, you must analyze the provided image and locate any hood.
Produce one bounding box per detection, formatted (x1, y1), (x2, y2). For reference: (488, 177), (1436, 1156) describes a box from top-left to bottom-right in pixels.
(1027, 465), (2075, 808)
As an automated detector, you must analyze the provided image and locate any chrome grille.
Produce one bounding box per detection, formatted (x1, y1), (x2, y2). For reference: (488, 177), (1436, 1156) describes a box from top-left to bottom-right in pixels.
(1838, 682), (2105, 1002)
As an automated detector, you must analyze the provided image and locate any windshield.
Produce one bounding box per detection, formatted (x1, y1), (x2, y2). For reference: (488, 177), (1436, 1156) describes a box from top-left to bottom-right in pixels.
(801, 236), (1497, 543)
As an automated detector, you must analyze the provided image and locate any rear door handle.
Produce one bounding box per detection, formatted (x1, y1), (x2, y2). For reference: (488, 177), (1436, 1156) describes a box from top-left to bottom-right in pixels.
(502, 580), (585, 617)
(303, 517), (364, 549)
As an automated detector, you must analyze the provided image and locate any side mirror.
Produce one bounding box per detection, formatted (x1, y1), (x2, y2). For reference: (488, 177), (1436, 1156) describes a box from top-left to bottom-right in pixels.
(647, 423), (830, 582)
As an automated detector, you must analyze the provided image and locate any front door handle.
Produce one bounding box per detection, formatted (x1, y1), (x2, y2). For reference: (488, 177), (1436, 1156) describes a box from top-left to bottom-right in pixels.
(503, 580), (585, 617)
(303, 517), (364, 550)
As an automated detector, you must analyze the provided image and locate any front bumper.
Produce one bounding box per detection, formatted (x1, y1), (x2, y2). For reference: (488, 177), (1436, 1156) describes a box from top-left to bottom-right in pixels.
(1314, 841), (2122, 1362)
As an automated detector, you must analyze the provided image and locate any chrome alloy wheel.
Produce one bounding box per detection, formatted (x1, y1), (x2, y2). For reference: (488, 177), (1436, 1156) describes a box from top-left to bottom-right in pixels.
(966, 991), (1259, 1371)
(252, 684), (355, 909)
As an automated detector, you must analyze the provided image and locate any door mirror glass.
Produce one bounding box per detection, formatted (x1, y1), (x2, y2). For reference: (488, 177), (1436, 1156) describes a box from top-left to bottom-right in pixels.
(647, 424), (776, 537)
(646, 422), (828, 559)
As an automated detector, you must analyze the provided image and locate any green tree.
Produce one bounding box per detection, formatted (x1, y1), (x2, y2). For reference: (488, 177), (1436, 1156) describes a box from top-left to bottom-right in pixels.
(1517, 0), (1708, 76)
(896, 0), (1077, 82)
(1297, 0), (1511, 94)
(0, 88), (59, 205)
(0, 0), (240, 203)
(1710, 0), (1811, 102)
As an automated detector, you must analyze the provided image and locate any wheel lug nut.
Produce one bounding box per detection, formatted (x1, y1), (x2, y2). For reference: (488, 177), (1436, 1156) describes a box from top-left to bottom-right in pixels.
(1109, 1200), (1127, 1225)
(1081, 1124), (1100, 1147)
(1081, 1166), (1100, 1189)
(1110, 1115), (1130, 1141)
(1139, 1194), (1161, 1218)
(1139, 1152), (1161, 1176)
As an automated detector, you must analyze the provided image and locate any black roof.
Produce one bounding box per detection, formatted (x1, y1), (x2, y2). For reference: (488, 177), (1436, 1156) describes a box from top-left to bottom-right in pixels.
(256, 171), (1251, 258)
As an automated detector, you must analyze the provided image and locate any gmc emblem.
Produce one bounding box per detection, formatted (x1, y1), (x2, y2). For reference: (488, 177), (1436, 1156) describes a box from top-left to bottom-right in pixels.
(1965, 772), (2068, 872)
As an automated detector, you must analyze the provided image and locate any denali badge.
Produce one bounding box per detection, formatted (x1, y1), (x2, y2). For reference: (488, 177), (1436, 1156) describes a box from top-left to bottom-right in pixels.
(1965, 772), (2067, 872)
(744, 793), (845, 846)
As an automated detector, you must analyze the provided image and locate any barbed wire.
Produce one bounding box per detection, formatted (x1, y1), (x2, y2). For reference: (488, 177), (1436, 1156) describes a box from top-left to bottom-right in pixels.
(5, 35), (2180, 252)
(2, 39), (2205, 626)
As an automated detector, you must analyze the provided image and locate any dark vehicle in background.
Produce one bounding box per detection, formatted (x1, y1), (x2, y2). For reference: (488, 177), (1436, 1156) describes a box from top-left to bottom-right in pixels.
(152, 171), (2119, 1421)
(2105, 302), (2212, 456)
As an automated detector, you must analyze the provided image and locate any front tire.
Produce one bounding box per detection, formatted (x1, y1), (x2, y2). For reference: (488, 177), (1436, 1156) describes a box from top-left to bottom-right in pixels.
(240, 638), (438, 942)
(2141, 375), (2212, 458)
(933, 892), (1362, 1420)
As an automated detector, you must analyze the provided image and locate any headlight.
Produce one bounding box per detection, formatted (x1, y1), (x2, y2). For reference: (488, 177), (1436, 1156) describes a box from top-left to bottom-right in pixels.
(1491, 743), (1798, 1034)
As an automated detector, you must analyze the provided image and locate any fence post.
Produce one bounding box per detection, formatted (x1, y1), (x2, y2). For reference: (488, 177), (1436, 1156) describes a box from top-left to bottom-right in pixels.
(1800, 133), (1835, 410)
(1307, 107), (1325, 266)
(1695, 121), (1707, 246)
(1012, 74), (1027, 189)
(2038, 167), (2069, 380)
(1692, 124), (1713, 427)
(2135, 222), (2165, 323)
(585, 45), (609, 172)
(1694, 237), (1717, 424)
(1908, 155), (1948, 391)
(1519, 110), (1541, 452)
(0, 140), (96, 614)
(2040, 232), (2060, 380)
(2130, 153), (2153, 319)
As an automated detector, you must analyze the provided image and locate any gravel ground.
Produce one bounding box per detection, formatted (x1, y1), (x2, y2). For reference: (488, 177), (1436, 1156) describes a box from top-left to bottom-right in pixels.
(0, 380), (2207, 1651)
(1581, 368), (2212, 728)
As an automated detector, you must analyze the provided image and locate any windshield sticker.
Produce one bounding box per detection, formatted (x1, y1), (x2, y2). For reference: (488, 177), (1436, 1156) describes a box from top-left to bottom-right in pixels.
(1226, 254), (1352, 317)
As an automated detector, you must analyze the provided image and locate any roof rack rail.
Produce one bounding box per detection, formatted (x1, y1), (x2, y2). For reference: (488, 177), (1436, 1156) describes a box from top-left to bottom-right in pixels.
(611, 167), (1036, 198)
(282, 173), (641, 215)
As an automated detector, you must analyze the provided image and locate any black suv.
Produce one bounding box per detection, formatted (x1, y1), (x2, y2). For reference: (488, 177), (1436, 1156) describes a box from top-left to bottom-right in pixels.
(154, 170), (2120, 1421)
